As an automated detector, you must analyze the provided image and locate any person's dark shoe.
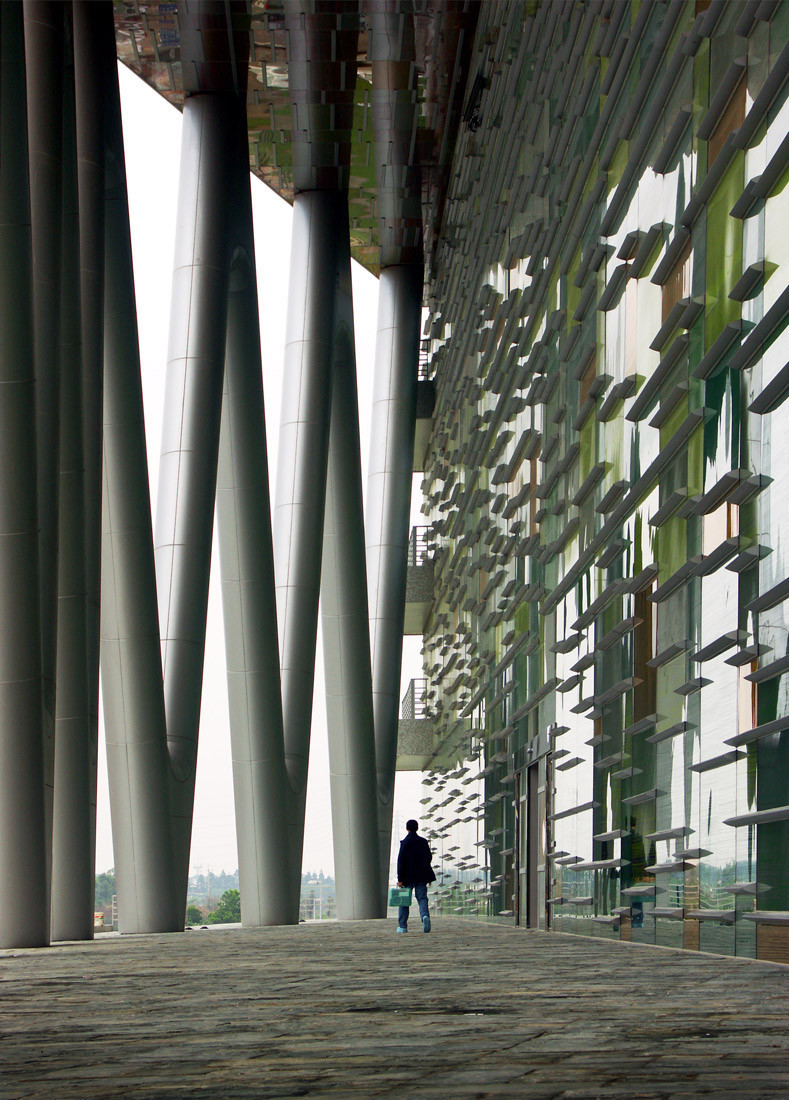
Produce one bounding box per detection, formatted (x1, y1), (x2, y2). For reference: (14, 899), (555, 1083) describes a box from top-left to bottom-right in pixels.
(422, 914), (431, 933)
(396, 926), (408, 933)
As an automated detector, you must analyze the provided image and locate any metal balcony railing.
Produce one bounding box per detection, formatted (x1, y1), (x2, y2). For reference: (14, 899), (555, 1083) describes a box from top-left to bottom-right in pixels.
(408, 525), (433, 567)
(401, 678), (429, 720)
(418, 345), (431, 381)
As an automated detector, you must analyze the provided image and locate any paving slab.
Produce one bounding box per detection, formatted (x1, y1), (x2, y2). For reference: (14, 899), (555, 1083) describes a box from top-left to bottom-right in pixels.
(1, 918), (788, 1098)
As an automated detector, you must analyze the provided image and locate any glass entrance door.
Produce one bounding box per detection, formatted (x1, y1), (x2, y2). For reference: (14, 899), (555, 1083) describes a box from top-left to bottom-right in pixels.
(517, 762), (545, 928)
(525, 762), (540, 928)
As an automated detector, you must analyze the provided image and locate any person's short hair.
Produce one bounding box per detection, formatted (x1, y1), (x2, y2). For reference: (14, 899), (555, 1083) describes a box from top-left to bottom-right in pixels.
(406, 819), (418, 832)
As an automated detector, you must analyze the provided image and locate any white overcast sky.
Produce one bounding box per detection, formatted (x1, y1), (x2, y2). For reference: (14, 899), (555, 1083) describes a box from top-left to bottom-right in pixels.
(93, 66), (421, 878)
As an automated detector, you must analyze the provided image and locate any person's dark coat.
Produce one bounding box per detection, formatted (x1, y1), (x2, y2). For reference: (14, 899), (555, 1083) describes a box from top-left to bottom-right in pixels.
(397, 831), (436, 886)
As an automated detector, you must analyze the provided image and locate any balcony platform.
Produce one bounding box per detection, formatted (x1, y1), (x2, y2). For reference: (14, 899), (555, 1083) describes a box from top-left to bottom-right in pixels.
(396, 717), (433, 770)
(2, 918), (788, 1097)
(404, 561), (433, 634)
(413, 378), (436, 472)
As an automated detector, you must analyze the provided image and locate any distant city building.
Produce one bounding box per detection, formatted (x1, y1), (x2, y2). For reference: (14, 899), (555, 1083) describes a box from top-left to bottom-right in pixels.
(299, 875), (337, 922)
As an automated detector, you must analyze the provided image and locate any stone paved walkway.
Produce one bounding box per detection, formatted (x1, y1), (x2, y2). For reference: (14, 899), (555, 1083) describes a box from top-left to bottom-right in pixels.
(2, 918), (788, 1099)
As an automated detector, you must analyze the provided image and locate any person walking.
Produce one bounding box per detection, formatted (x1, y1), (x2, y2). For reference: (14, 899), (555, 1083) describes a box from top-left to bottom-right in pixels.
(396, 819), (435, 933)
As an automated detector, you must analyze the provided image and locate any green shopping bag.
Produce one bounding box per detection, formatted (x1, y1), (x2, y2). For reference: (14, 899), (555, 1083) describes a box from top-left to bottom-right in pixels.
(388, 886), (412, 907)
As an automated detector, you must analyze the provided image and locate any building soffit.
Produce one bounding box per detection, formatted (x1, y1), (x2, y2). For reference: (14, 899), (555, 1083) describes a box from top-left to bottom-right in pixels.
(112, 0), (479, 276)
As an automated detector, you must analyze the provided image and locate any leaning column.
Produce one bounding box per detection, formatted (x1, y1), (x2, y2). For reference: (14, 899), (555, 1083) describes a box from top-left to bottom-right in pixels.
(367, 264), (422, 889)
(101, 39), (179, 934)
(154, 92), (235, 911)
(24, 0), (65, 895)
(277, 0), (363, 918)
(0, 0), (48, 949)
(321, 224), (383, 920)
(216, 114), (292, 926)
(72, 0), (106, 920)
(366, 0), (424, 894)
(275, 189), (345, 915)
(51, 31), (94, 942)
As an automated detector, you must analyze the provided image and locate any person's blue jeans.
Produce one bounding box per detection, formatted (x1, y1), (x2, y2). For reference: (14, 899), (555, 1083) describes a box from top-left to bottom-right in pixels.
(398, 882), (429, 929)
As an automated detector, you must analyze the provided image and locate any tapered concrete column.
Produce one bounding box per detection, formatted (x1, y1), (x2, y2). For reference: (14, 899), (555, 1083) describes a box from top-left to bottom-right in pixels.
(155, 93), (235, 907)
(73, 0), (106, 898)
(101, 50), (179, 935)
(321, 244), (383, 919)
(0, 1), (48, 949)
(366, 2), (423, 895)
(24, 0), (65, 890)
(275, 189), (346, 910)
(218, 248), (292, 926)
(51, 43), (93, 942)
(366, 264), (422, 889)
